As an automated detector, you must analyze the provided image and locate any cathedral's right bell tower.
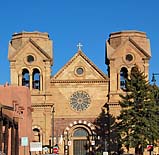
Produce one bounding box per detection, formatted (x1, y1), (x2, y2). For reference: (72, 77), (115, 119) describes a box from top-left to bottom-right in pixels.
(106, 30), (151, 104)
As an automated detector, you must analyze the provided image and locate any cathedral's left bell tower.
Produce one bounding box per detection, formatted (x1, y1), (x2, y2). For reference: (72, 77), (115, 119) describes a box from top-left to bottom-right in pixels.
(8, 31), (53, 92)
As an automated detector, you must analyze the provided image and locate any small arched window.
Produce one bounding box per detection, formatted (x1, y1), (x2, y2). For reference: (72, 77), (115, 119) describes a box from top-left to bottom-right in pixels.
(22, 69), (30, 87)
(32, 68), (40, 90)
(120, 67), (128, 89)
(33, 128), (40, 142)
(73, 128), (88, 137)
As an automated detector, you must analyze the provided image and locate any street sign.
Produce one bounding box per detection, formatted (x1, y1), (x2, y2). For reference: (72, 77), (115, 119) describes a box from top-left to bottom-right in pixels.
(53, 146), (59, 154)
(30, 142), (42, 151)
(68, 141), (71, 146)
(103, 152), (108, 155)
(147, 145), (153, 151)
(21, 137), (28, 146)
(91, 140), (95, 145)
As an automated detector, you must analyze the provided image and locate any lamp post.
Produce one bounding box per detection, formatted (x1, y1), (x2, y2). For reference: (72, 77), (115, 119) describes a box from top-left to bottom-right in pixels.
(151, 73), (159, 84)
(91, 133), (96, 154)
(52, 106), (55, 150)
(151, 73), (159, 101)
(150, 73), (159, 155)
(103, 103), (110, 154)
(64, 130), (69, 155)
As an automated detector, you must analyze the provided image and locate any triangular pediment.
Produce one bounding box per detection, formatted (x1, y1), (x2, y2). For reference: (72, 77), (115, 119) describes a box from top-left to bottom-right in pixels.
(108, 38), (151, 60)
(51, 50), (108, 82)
(8, 38), (52, 61)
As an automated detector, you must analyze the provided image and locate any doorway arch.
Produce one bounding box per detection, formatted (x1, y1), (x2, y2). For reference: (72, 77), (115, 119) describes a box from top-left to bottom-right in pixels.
(64, 120), (95, 155)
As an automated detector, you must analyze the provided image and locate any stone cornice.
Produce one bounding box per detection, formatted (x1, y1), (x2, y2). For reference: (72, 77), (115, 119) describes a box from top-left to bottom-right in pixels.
(108, 103), (120, 106)
(32, 104), (53, 107)
(31, 92), (52, 96)
(50, 79), (108, 83)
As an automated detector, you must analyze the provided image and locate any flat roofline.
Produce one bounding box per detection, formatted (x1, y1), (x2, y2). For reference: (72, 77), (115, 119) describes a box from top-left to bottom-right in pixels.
(109, 30), (146, 38)
(12, 31), (49, 39)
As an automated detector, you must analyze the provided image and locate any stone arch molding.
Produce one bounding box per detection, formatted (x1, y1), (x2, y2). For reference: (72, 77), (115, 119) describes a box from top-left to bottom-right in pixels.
(32, 125), (43, 133)
(63, 120), (96, 137)
(32, 125), (43, 142)
(19, 66), (42, 75)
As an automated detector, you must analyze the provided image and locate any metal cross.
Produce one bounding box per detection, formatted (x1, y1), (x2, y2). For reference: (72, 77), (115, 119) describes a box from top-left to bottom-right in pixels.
(77, 42), (83, 50)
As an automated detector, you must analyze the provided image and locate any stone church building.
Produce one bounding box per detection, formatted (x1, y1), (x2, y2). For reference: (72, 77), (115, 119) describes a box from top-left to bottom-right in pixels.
(8, 30), (151, 154)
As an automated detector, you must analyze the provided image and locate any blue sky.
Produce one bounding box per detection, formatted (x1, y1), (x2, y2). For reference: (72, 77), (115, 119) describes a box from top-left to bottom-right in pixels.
(0, 0), (159, 84)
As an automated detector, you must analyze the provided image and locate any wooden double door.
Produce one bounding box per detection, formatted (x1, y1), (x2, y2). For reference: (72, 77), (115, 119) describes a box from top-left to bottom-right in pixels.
(73, 139), (89, 155)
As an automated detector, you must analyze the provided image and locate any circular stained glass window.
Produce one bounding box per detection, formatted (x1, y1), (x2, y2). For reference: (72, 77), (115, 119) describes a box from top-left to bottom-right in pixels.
(70, 91), (91, 112)
(76, 67), (84, 75)
(27, 55), (34, 63)
(125, 54), (133, 62)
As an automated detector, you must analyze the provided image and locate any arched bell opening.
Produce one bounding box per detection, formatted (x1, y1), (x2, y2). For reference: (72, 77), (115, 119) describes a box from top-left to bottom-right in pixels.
(120, 67), (128, 90)
(22, 68), (30, 87)
(32, 68), (40, 90)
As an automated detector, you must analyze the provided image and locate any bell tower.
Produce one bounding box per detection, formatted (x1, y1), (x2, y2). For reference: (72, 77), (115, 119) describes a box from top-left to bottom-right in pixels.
(106, 30), (151, 104)
(8, 31), (53, 93)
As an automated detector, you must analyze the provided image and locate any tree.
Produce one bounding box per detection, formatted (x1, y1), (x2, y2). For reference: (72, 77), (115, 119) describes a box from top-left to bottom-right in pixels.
(150, 84), (159, 106)
(149, 84), (159, 137)
(94, 108), (109, 153)
(94, 106), (121, 154)
(117, 66), (159, 155)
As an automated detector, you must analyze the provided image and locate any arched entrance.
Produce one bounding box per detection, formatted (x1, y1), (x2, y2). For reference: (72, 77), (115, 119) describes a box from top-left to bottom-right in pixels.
(64, 120), (95, 155)
(73, 127), (89, 155)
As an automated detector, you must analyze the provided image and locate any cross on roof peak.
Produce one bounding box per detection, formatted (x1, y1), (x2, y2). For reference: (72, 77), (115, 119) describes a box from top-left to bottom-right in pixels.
(77, 42), (83, 50)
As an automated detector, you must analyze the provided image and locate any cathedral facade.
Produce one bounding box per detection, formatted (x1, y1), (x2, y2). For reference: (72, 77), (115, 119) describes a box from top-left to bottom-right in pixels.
(8, 30), (151, 154)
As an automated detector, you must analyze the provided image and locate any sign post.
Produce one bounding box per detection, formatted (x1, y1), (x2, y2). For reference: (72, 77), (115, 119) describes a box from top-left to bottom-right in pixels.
(21, 137), (28, 155)
(147, 144), (153, 155)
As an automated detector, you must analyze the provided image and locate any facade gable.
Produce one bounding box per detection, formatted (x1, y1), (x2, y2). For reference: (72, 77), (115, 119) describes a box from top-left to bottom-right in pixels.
(52, 50), (108, 82)
(8, 39), (52, 62)
(108, 38), (151, 61)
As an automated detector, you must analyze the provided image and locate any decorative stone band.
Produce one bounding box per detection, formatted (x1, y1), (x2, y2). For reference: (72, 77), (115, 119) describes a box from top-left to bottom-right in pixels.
(50, 79), (108, 83)
(63, 119), (95, 134)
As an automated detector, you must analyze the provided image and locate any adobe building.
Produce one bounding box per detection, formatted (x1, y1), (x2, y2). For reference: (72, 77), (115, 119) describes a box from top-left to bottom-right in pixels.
(0, 85), (32, 155)
(8, 30), (153, 154)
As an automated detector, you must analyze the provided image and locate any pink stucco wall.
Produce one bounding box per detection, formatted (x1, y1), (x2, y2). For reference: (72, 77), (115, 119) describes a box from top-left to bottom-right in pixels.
(0, 84), (33, 155)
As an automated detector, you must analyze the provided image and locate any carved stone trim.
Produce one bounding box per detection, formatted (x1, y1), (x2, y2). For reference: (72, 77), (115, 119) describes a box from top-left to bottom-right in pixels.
(64, 119), (95, 133)
(32, 104), (53, 107)
(51, 79), (108, 83)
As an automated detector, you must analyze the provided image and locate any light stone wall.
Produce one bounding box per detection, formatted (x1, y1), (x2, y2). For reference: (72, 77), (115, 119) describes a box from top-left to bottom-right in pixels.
(8, 30), (152, 155)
